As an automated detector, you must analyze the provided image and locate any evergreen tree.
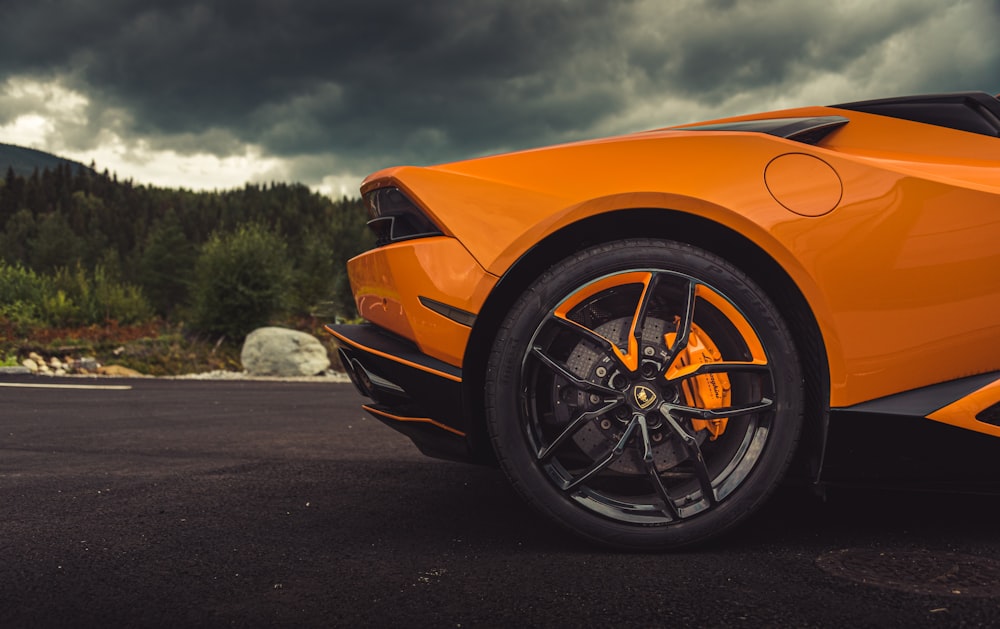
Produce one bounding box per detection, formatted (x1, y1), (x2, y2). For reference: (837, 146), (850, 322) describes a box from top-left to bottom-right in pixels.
(0, 163), (374, 328)
(30, 212), (86, 273)
(0, 208), (36, 265)
(137, 209), (197, 317)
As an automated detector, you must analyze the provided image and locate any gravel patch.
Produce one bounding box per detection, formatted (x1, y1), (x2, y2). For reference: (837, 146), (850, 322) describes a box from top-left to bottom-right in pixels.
(165, 369), (352, 383)
(2, 367), (352, 383)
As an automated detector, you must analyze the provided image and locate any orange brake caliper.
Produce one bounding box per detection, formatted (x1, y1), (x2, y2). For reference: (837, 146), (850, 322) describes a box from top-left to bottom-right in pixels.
(664, 322), (731, 440)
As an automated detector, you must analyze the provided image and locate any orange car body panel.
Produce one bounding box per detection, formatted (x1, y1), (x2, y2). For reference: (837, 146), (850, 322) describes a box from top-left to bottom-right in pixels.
(347, 236), (497, 367)
(927, 379), (1000, 438)
(349, 104), (1000, 426)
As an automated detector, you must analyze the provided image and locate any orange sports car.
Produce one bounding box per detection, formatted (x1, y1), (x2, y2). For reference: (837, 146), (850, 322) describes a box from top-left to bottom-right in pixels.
(327, 91), (1000, 550)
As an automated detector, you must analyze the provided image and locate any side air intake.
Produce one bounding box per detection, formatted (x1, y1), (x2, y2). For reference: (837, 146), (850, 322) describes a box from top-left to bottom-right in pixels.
(976, 402), (1000, 427)
(680, 116), (849, 145)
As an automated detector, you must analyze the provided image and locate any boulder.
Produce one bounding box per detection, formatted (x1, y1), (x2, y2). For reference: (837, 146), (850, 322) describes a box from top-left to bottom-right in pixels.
(241, 327), (331, 377)
(97, 364), (144, 377)
(75, 357), (99, 373)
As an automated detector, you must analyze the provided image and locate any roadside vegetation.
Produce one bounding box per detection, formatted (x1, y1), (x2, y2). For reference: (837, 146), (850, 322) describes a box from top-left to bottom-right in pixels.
(0, 164), (372, 374)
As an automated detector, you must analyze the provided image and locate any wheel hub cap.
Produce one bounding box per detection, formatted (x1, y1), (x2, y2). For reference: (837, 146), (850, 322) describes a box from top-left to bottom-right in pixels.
(632, 384), (658, 410)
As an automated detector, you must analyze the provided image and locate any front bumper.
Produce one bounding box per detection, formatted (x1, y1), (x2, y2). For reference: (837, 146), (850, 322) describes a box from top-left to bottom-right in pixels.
(326, 323), (474, 462)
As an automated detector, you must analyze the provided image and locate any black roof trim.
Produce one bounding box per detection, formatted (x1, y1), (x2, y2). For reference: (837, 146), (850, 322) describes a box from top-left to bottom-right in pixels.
(832, 91), (1000, 137)
(680, 116), (849, 145)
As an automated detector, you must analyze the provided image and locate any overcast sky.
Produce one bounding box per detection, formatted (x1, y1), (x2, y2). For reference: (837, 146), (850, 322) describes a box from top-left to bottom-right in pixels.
(1, 0), (998, 196)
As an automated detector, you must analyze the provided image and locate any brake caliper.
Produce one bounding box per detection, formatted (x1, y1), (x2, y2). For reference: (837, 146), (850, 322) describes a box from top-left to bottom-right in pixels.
(664, 322), (731, 440)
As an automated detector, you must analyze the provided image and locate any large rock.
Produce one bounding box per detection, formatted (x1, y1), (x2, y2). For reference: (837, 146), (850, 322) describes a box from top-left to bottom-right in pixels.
(241, 327), (331, 377)
(97, 364), (144, 377)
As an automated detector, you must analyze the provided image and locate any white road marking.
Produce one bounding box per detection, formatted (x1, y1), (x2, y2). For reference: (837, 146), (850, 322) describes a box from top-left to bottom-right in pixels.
(0, 382), (133, 391)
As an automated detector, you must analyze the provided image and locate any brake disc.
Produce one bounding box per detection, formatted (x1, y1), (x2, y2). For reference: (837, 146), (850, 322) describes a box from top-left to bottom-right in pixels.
(557, 316), (698, 474)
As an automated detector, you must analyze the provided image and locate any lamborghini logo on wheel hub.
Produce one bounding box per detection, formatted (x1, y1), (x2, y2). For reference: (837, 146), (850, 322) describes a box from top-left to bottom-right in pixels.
(633, 385), (657, 410)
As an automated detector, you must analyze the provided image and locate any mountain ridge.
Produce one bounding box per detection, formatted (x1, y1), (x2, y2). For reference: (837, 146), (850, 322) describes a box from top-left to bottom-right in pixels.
(0, 143), (92, 178)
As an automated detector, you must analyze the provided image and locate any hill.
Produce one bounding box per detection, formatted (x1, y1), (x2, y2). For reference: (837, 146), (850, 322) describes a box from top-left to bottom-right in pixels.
(0, 143), (91, 178)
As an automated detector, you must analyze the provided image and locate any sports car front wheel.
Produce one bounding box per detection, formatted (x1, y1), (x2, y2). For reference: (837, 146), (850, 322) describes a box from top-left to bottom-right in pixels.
(486, 239), (803, 550)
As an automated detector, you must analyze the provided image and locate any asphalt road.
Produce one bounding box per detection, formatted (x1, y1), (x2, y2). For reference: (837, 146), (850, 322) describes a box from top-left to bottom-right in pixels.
(2, 376), (999, 628)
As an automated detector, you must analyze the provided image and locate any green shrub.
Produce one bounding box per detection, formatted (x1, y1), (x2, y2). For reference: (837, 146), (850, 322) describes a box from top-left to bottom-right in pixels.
(42, 289), (84, 326)
(0, 300), (43, 330)
(190, 223), (293, 341)
(0, 260), (153, 328)
(93, 276), (155, 324)
(0, 261), (46, 303)
(0, 262), (47, 329)
(48, 264), (154, 326)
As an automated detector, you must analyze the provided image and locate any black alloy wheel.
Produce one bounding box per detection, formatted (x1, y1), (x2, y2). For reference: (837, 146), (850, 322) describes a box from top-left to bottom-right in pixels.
(485, 239), (804, 550)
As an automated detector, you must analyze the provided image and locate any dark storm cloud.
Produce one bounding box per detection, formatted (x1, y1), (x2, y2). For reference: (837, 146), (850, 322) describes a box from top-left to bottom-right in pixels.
(1, 0), (998, 185)
(1, 0), (634, 165)
(636, 1), (998, 100)
(638, 3), (923, 95)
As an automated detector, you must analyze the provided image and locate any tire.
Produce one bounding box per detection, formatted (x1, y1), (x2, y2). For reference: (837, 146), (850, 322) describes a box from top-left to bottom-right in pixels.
(485, 239), (803, 550)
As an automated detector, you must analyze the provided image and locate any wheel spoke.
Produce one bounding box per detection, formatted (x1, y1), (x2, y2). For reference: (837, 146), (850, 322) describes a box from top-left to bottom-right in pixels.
(548, 316), (633, 374)
(665, 360), (769, 381)
(562, 418), (638, 492)
(551, 271), (660, 374)
(658, 406), (718, 505)
(632, 272), (661, 350)
(662, 398), (773, 420)
(662, 279), (697, 372)
(614, 271), (660, 372)
(637, 414), (680, 519)
(530, 344), (620, 396)
(537, 399), (623, 461)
